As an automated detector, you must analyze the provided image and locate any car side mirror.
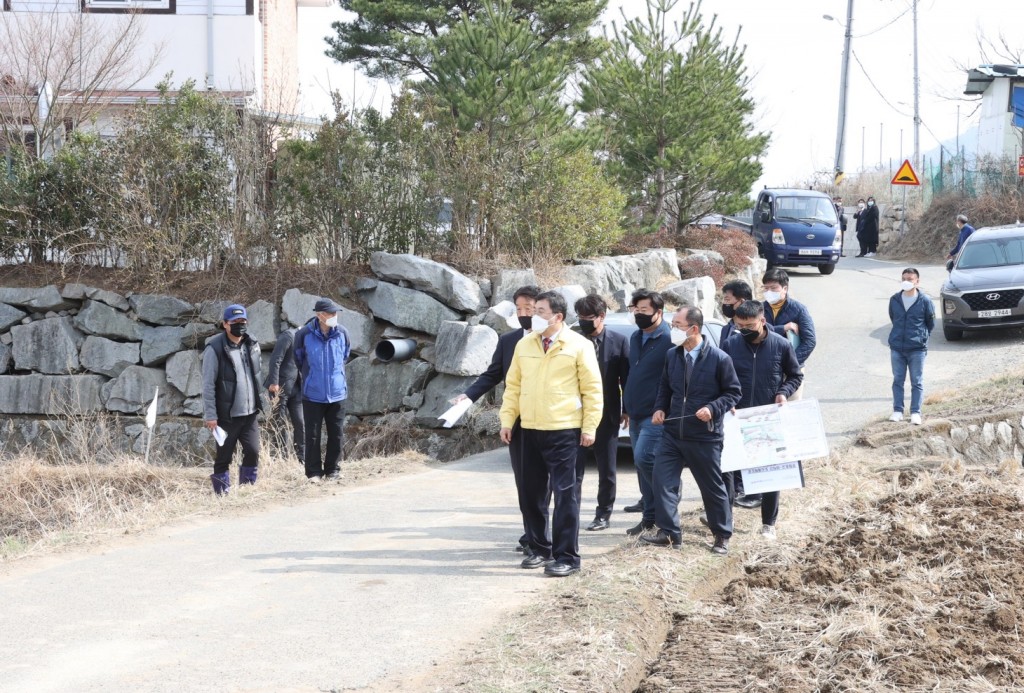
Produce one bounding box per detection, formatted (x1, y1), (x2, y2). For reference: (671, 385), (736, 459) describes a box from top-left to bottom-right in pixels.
(945, 259), (954, 273)
(760, 211), (770, 223)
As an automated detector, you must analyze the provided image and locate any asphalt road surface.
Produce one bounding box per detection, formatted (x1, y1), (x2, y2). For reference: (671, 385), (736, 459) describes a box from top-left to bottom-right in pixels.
(2, 244), (1021, 692)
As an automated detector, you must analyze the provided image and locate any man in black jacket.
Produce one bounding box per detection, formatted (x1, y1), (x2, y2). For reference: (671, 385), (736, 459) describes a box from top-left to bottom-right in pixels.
(455, 285), (542, 552)
(201, 304), (264, 495)
(646, 306), (741, 555)
(721, 301), (803, 538)
(264, 326), (304, 464)
(573, 294), (630, 531)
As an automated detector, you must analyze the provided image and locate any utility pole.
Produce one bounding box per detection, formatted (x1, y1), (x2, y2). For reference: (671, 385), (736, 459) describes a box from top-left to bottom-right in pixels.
(828, 0), (854, 185)
(912, 0), (920, 168)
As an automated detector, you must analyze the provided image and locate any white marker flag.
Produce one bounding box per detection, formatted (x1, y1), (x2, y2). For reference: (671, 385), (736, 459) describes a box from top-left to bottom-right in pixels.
(144, 387), (159, 429)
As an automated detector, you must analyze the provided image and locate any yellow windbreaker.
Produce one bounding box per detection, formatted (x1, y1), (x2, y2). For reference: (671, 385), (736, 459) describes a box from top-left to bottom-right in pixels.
(499, 326), (604, 436)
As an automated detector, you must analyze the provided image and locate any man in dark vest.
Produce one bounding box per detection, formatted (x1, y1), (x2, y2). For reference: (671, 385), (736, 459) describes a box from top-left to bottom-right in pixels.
(202, 304), (264, 495)
(264, 326), (304, 465)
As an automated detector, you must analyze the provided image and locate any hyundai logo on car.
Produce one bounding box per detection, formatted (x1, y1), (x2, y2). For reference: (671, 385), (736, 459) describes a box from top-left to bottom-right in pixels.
(986, 293), (1001, 301)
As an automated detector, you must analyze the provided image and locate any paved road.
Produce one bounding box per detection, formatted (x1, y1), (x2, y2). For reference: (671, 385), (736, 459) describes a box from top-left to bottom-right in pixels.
(2, 244), (1021, 692)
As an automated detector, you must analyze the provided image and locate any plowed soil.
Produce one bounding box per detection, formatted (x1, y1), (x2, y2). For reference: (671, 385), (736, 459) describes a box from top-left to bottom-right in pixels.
(637, 469), (1024, 692)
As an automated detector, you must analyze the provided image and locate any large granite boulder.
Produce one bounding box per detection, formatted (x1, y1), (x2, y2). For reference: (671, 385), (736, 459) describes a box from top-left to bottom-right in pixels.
(357, 280), (460, 336)
(415, 373), (480, 427)
(181, 322), (220, 349)
(481, 300), (519, 336)
(0, 374), (107, 414)
(561, 249), (680, 299)
(245, 300), (278, 347)
(661, 276), (717, 316)
(129, 294), (194, 326)
(74, 300), (144, 341)
(433, 321), (499, 376)
(140, 325), (185, 366)
(85, 287), (130, 311)
(196, 300), (230, 324)
(10, 317), (85, 374)
(104, 366), (185, 415)
(490, 269), (536, 306)
(280, 289), (320, 328)
(336, 307), (375, 355)
(80, 336), (140, 377)
(0, 343), (11, 374)
(548, 284), (587, 325)
(61, 283), (89, 300)
(0, 285), (75, 312)
(0, 303), (27, 332)
(345, 356), (433, 415)
(370, 252), (488, 313)
(165, 350), (203, 398)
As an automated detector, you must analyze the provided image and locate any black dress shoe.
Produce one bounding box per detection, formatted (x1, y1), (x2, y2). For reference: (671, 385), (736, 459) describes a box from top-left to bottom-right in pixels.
(521, 553), (552, 569)
(640, 529), (681, 548)
(626, 520), (655, 536)
(711, 535), (729, 556)
(586, 517), (610, 531)
(735, 494), (762, 509)
(514, 544), (528, 553)
(544, 561), (580, 577)
(623, 501), (643, 513)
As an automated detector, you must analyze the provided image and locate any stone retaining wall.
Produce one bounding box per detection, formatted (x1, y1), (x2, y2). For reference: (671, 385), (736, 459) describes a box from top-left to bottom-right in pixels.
(858, 408), (1024, 465)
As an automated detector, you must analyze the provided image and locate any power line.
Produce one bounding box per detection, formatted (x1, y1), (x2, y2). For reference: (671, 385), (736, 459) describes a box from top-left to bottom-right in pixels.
(852, 5), (912, 38)
(851, 49), (911, 117)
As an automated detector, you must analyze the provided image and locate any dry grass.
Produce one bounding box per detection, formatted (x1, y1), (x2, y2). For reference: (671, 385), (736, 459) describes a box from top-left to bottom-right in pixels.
(921, 366), (1024, 417)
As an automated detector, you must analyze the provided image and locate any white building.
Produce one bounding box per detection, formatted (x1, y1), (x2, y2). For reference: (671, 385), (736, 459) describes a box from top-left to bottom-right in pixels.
(963, 64), (1024, 160)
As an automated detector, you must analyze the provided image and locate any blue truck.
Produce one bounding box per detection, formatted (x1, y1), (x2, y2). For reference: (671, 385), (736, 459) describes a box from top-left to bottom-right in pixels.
(726, 188), (842, 275)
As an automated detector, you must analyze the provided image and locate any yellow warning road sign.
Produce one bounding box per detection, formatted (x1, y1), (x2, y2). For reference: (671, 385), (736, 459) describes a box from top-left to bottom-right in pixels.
(891, 159), (920, 186)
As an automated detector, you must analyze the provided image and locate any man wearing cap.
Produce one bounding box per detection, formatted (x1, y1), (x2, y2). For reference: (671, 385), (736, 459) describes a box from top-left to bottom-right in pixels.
(294, 298), (352, 481)
(202, 304), (264, 495)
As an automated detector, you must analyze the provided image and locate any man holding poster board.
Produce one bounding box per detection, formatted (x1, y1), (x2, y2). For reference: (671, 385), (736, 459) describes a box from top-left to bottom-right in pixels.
(721, 300), (804, 539)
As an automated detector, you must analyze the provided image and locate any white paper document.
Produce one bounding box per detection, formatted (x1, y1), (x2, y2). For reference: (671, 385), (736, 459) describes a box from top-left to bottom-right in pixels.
(721, 398), (828, 473)
(437, 398), (474, 428)
(740, 461), (805, 495)
(212, 426), (228, 446)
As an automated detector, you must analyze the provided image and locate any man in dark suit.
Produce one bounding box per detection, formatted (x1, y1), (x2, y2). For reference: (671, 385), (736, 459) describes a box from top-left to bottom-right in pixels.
(264, 326), (304, 464)
(455, 285), (542, 552)
(573, 294), (629, 531)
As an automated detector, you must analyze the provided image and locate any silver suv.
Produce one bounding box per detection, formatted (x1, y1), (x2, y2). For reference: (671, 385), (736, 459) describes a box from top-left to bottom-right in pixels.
(940, 223), (1024, 341)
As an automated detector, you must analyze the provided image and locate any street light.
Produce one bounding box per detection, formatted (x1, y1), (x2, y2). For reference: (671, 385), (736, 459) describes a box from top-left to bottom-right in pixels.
(824, 3), (853, 186)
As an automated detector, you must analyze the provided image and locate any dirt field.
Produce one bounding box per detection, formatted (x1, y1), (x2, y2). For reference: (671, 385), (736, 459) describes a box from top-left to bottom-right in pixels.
(637, 465), (1024, 692)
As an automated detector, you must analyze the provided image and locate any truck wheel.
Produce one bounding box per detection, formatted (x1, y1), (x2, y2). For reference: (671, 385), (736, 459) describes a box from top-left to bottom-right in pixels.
(818, 264), (836, 275)
(943, 325), (963, 341)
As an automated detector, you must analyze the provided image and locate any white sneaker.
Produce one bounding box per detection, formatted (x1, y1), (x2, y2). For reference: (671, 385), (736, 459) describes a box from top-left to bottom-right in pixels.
(910, 413), (922, 425)
(865, 252), (876, 257)
(760, 525), (777, 539)
(889, 411), (903, 422)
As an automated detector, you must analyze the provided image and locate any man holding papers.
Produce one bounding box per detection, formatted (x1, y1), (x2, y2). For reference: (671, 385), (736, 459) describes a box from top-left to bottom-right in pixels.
(721, 300), (803, 539)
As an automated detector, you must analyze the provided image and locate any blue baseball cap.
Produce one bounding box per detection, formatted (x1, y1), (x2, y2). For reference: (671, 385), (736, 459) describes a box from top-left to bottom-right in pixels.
(223, 304), (247, 321)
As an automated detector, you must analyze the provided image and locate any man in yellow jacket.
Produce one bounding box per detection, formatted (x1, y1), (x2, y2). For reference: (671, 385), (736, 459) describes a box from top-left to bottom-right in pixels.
(500, 291), (604, 578)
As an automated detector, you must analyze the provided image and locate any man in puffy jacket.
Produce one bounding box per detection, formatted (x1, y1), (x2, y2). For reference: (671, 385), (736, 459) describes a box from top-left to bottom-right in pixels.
(888, 268), (935, 425)
(294, 298), (352, 481)
(721, 301), (803, 539)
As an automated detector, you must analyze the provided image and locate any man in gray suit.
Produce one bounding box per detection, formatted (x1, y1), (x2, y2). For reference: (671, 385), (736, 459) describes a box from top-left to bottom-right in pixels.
(264, 327), (304, 464)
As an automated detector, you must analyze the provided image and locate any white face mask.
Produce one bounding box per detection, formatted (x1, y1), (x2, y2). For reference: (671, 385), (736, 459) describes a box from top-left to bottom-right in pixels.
(858, 203), (865, 210)
(867, 200), (875, 207)
(530, 314), (549, 332)
(764, 290), (783, 304)
(901, 280), (915, 292)
(670, 327), (688, 346)
(325, 315), (339, 328)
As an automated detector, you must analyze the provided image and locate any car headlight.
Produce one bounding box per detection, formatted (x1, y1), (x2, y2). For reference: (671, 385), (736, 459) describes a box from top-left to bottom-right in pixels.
(832, 234), (842, 248)
(772, 228), (785, 245)
(943, 299), (957, 315)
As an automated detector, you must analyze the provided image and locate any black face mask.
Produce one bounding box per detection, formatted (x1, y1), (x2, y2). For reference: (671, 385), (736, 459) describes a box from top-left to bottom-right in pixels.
(229, 322), (248, 337)
(722, 304), (736, 319)
(517, 315), (532, 330)
(634, 313), (655, 330)
(578, 319), (597, 335)
(739, 327), (760, 343)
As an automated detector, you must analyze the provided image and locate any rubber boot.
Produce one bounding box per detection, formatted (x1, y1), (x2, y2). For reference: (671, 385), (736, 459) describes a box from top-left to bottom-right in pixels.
(210, 472), (231, 496)
(238, 465), (258, 486)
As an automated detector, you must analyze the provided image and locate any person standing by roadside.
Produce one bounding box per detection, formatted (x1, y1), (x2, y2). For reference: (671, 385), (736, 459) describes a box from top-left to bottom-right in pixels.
(721, 301), (803, 538)
(945, 214), (975, 270)
(853, 198), (868, 257)
(455, 285), (542, 553)
(264, 326), (304, 465)
(645, 306), (741, 555)
(202, 304), (264, 495)
(833, 196), (848, 257)
(888, 268), (935, 425)
(499, 291), (603, 578)
(620, 289), (673, 537)
(861, 196), (880, 257)
(294, 298), (351, 482)
(573, 294), (630, 532)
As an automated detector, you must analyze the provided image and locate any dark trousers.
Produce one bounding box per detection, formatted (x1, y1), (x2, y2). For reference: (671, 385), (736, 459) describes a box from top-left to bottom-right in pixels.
(761, 491), (780, 526)
(214, 413), (260, 474)
(303, 399), (346, 478)
(509, 421), (542, 548)
(653, 434), (732, 541)
(270, 392), (305, 463)
(574, 419), (618, 519)
(857, 232), (868, 256)
(521, 428), (581, 567)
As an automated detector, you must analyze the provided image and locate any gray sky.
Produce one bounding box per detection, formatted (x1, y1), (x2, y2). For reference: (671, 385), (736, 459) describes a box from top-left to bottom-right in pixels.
(296, 0), (1023, 193)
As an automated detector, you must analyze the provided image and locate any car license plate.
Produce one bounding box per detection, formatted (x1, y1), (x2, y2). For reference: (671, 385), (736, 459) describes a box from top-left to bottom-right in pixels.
(977, 308), (1011, 318)
(798, 248), (820, 256)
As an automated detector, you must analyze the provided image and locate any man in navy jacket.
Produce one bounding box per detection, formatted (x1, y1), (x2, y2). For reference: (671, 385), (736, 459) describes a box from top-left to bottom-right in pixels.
(888, 268), (935, 425)
(646, 306), (741, 555)
(722, 300), (803, 538)
(761, 268), (816, 368)
(456, 285), (542, 552)
(946, 214), (975, 266)
(573, 294), (630, 531)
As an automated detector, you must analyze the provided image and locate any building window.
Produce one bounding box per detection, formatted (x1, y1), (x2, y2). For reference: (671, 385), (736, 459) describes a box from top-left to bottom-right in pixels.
(83, 0), (175, 14)
(1012, 84), (1024, 128)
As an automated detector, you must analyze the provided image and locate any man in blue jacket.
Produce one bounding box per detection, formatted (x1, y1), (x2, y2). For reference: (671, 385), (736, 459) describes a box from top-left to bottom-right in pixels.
(646, 306), (741, 555)
(620, 289), (673, 537)
(722, 301), (803, 539)
(294, 298), (352, 481)
(945, 214), (975, 269)
(888, 268), (935, 425)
